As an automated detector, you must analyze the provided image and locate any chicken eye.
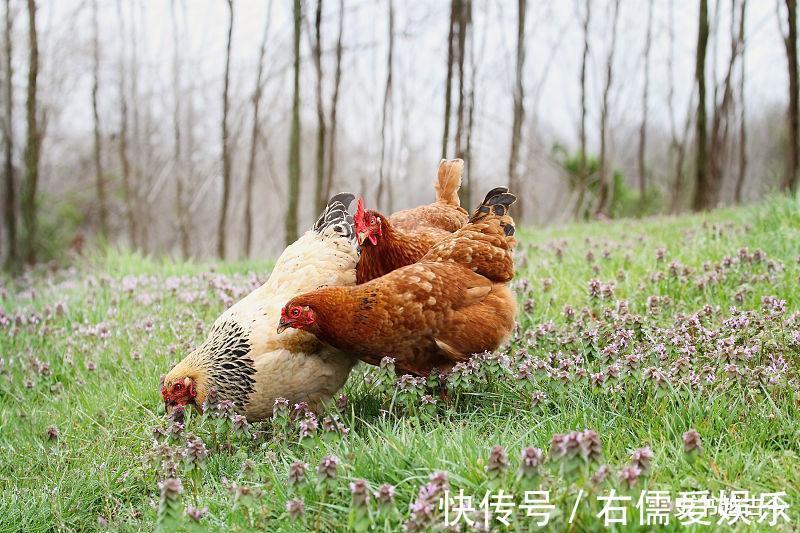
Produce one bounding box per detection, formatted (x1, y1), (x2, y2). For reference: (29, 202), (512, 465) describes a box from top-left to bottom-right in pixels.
(174, 383), (183, 391)
(291, 308), (301, 317)
(369, 216), (376, 224)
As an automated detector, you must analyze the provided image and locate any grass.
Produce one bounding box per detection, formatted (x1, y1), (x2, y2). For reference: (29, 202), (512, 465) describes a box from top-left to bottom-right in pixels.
(1, 196), (799, 531)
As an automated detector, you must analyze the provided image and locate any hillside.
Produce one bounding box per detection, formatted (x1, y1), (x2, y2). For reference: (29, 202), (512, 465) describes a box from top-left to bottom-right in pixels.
(1, 197), (798, 531)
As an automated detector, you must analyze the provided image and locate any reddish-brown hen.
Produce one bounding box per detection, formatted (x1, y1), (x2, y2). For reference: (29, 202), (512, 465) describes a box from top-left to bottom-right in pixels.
(354, 159), (468, 283)
(278, 188), (518, 376)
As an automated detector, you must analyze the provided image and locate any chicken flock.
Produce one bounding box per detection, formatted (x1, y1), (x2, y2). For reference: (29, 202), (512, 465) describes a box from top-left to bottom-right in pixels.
(162, 160), (518, 421)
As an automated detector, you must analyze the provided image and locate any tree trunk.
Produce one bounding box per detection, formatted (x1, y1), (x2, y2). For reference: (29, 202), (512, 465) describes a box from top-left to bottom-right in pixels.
(311, 0), (326, 215)
(3, 0), (16, 272)
(441, 0), (457, 158)
(708, 0), (744, 205)
(115, 0), (136, 248)
(692, 0), (711, 211)
(453, 0), (469, 157)
(594, 0), (620, 218)
(575, 0), (590, 219)
(325, 0), (344, 204)
(170, 0), (190, 258)
(130, 3), (148, 252)
(285, 0), (302, 246)
(91, 0), (108, 240)
(217, 0), (233, 258)
(21, 0), (39, 264)
(461, 0), (477, 209)
(376, 0), (394, 211)
(508, 0), (526, 219)
(783, 0), (799, 192)
(638, 0), (653, 213)
(244, 1), (271, 257)
(735, 0), (748, 202)
(667, 0), (679, 212)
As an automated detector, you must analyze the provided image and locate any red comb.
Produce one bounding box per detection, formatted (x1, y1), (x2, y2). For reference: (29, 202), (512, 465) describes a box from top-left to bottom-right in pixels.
(354, 197), (366, 224)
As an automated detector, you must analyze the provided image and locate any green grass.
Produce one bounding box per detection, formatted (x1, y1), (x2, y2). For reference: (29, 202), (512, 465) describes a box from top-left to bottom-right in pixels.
(1, 197), (799, 531)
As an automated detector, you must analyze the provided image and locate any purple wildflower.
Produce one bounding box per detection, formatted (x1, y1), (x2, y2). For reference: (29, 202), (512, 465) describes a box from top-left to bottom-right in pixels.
(316, 455), (340, 482)
(231, 414), (249, 433)
(287, 461), (308, 486)
(519, 447), (543, 478)
(375, 483), (396, 506)
(486, 445), (509, 478)
(630, 447), (654, 472)
(185, 506), (208, 522)
(285, 498), (305, 519)
(682, 429), (702, 453)
(349, 479), (371, 507)
(591, 464), (611, 484)
(619, 465), (642, 488)
(45, 425), (60, 441)
(183, 436), (209, 466)
(159, 477), (183, 500)
(272, 397), (290, 418)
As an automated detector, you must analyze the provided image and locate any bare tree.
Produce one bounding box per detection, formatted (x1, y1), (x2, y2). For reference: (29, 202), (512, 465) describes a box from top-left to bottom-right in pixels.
(594, 0), (620, 218)
(575, 0), (591, 219)
(462, 0), (480, 209)
(324, 0), (344, 202)
(21, 0), (39, 264)
(453, 0), (470, 159)
(310, 0), (327, 214)
(638, 0), (653, 213)
(91, 0), (108, 239)
(735, 0), (748, 202)
(115, 0), (136, 248)
(171, 0), (190, 257)
(3, 0), (16, 271)
(781, 0), (799, 192)
(508, 0), (526, 219)
(217, 0), (233, 258)
(442, 0), (457, 158)
(708, 0), (745, 204)
(376, 0), (395, 211)
(285, 0), (301, 245)
(692, 0), (711, 211)
(666, 0), (694, 213)
(129, 0), (147, 252)
(244, 1), (271, 257)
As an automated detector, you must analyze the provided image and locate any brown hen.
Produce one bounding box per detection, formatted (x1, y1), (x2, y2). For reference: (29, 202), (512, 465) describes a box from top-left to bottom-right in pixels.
(278, 188), (518, 377)
(354, 159), (468, 283)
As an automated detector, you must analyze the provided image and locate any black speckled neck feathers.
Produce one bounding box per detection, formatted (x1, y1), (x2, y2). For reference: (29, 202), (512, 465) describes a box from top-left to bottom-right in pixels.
(199, 319), (256, 409)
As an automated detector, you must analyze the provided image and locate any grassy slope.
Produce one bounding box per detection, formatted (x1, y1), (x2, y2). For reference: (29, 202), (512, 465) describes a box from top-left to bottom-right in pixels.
(0, 197), (798, 531)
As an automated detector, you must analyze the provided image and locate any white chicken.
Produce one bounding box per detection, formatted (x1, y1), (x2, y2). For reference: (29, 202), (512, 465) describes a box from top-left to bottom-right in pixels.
(161, 193), (359, 421)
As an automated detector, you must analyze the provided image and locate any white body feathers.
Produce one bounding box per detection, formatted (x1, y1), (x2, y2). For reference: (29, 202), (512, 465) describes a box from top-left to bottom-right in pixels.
(168, 203), (360, 421)
(230, 226), (358, 420)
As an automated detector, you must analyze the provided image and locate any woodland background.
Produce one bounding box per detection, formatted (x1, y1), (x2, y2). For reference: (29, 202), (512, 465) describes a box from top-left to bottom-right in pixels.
(1, 0), (799, 269)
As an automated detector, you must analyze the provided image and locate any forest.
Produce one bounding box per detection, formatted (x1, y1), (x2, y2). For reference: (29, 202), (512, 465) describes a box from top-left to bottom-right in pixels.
(0, 0), (798, 270)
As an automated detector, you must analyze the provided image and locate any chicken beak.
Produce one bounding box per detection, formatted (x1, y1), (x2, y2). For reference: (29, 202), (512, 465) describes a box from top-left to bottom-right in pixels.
(356, 231), (367, 245)
(276, 318), (291, 334)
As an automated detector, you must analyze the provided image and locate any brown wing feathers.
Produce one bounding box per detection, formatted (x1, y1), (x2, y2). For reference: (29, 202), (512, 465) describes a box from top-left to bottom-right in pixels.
(423, 188), (517, 283)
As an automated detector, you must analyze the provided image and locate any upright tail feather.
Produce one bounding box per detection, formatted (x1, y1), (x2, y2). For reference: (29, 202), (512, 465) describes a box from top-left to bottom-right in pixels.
(313, 192), (356, 242)
(434, 158), (464, 207)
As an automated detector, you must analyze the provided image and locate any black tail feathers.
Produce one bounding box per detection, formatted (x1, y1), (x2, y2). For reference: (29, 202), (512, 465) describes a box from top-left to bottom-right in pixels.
(313, 192), (356, 242)
(470, 187), (518, 230)
(478, 186), (509, 206)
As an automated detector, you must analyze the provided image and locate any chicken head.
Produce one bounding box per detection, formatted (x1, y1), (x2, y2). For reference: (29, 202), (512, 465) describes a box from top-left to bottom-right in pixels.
(353, 198), (382, 246)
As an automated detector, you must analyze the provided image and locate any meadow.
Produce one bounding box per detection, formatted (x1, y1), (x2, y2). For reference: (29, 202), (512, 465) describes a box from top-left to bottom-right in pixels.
(1, 197), (798, 531)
